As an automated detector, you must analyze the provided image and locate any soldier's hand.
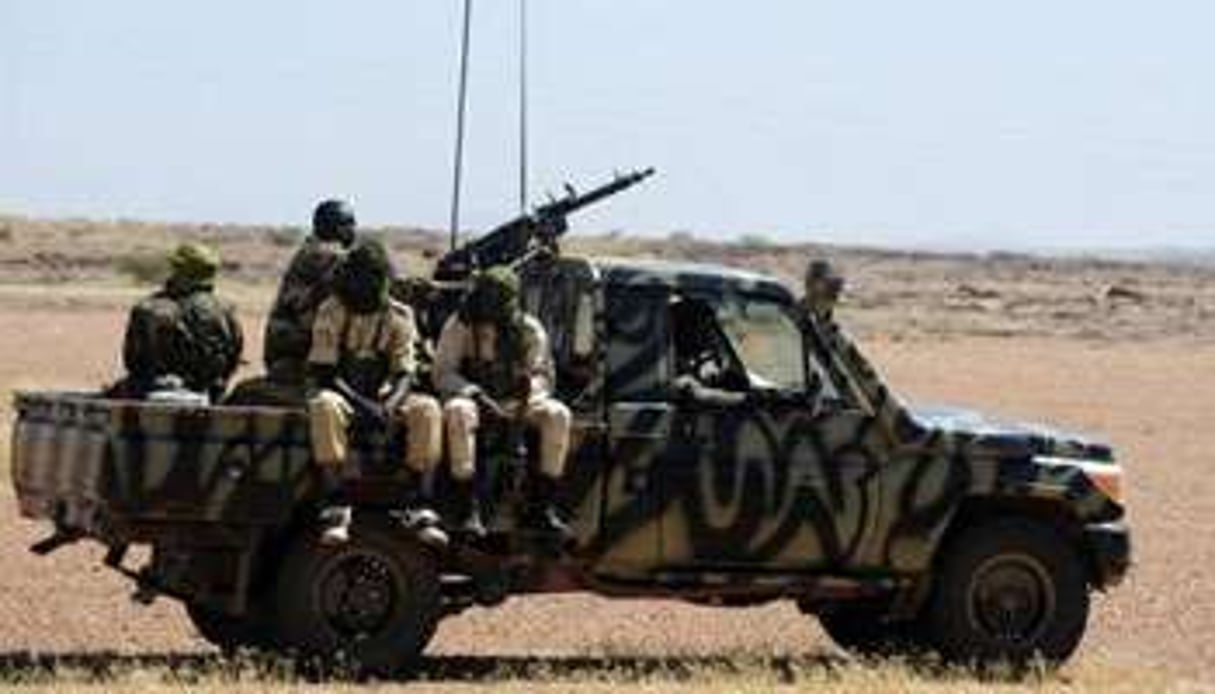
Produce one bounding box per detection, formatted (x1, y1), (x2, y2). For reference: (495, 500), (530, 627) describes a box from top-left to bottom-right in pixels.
(473, 389), (507, 421)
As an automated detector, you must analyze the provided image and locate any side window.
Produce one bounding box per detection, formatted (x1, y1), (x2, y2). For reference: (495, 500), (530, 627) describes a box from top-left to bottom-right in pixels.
(713, 300), (806, 391)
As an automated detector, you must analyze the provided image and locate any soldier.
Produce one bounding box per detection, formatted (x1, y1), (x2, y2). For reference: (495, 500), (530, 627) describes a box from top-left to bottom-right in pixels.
(434, 268), (571, 537)
(306, 239), (443, 544)
(116, 242), (243, 402)
(803, 259), (844, 320)
(264, 198), (358, 385)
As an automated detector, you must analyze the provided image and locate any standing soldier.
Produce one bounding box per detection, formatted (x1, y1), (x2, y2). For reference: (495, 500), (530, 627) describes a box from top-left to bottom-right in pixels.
(434, 268), (571, 537)
(306, 239), (443, 544)
(116, 242), (243, 402)
(264, 199), (358, 386)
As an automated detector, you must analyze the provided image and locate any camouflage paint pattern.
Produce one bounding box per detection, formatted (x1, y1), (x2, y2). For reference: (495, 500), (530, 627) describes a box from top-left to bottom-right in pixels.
(11, 254), (1125, 594)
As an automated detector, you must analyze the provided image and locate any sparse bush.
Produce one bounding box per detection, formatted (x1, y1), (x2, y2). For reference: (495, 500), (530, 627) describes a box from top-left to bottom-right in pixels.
(0, 224), (11, 243)
(114, 253), (167, 285)
(738, 233), (775, 250)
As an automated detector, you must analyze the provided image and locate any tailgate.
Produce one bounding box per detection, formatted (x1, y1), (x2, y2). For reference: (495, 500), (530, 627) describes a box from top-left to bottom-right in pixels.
(11, 391), (314, 539)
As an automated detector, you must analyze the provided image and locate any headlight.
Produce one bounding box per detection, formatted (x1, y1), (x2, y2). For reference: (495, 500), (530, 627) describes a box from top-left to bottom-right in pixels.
(1033, 456), (1125, 505)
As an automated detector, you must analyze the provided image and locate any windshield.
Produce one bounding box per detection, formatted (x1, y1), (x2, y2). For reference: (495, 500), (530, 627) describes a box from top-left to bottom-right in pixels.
(714, 300), (804, 391)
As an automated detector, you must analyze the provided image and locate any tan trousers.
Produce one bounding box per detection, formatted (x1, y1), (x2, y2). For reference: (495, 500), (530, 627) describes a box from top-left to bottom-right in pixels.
(443, 395), (571, 481)
(309, 390), (443, 472)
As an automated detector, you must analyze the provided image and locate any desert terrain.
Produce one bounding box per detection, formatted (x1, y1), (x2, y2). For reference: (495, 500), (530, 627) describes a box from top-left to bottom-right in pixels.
(1, 215), (1213, 691)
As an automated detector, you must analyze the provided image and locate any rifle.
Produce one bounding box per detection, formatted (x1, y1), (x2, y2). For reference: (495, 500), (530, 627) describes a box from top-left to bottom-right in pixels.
(332, 377), (388, 429)
(434, 167), (655, 281)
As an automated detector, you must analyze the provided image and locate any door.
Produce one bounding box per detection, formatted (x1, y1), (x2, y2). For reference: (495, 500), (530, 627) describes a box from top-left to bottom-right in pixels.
(657, 295), (881, 572)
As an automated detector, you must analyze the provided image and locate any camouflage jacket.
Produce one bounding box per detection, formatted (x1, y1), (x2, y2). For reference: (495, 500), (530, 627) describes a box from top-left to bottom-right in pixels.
(307, 296), (421, 397)
(433, 313), (555, 403)
(122, 286), (244, 397)
(263, 237), (347, 374)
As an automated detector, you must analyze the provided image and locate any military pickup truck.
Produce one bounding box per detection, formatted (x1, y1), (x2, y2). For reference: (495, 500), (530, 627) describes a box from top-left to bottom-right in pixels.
(10, 250), (1129, 674)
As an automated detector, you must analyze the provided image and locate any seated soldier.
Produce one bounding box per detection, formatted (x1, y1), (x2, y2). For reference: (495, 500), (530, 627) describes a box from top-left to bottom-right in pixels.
(114, 242), (243, 403)
(306, 239), (443, 545)
(433, 268), (571, 538)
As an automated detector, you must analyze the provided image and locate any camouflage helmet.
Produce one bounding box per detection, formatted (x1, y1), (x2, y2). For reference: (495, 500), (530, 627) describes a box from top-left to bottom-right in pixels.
(312, 198), (357, 246)
(461, 267), (520, 324)
(334, 238), (393, 313)
(166, 242), (220, 285)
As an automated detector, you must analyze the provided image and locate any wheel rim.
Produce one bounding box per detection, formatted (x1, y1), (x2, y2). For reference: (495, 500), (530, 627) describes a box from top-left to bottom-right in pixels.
(966, 551), (1056, 646)
(317, 550), (400, 640)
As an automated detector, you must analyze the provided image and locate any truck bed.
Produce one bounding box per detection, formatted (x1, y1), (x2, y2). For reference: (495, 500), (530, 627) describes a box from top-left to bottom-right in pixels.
(11, 391), (314, 545)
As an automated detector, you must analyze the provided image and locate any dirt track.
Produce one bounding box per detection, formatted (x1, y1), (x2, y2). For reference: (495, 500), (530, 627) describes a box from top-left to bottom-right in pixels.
(1, 296), (1212, 685)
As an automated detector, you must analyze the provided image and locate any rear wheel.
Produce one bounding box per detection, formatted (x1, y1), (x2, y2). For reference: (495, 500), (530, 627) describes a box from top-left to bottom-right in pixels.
(927, 517), (1089, 665)
(274, 515), (441, 676)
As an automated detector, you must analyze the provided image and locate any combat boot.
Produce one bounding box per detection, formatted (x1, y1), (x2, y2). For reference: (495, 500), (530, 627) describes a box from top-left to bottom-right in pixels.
(453, 480), (486, 539)
(318, 504), (353, 546)
(525, 476), (571, 539)
(394, 470), (444, 545)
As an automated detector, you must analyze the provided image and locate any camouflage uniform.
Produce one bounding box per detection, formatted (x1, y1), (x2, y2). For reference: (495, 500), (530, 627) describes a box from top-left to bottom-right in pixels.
(119, 243), (243, 402)
(306, 295), (442, 476)
(433, 268), (571, 535)
(304, 240), (443, 543)
(264, 237), (348, 381)
(263, 199), (358, 383)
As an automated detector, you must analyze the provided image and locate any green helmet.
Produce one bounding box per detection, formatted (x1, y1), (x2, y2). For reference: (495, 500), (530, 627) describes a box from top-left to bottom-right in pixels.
(167, 242), (220, 285)
(461, 267), (520, 324)
(334, 238), (393, 313)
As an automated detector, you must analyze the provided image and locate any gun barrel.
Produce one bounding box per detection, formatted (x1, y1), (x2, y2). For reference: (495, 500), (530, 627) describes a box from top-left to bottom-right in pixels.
(541, 167), (655, 218)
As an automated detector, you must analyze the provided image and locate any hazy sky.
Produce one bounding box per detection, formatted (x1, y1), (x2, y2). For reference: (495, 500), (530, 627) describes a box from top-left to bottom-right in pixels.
(3, 1), (1213, 250)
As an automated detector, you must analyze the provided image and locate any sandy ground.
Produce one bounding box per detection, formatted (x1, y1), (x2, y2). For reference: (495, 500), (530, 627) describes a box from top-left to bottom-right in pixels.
(0, 288), (1212, 688)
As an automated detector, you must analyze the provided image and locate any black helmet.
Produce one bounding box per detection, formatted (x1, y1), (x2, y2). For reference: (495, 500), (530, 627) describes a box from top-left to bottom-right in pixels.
(334, 238), (393, 313)
(312, 198), (357, 246)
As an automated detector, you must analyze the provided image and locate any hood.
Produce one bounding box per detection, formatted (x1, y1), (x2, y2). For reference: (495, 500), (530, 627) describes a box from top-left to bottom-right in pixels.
(911, 405), (1114, 462)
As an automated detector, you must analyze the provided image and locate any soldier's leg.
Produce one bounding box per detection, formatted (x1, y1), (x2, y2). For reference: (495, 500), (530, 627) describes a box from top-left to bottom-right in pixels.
(522, 397), (572, 535)
(443, 396), (484, 536)
(392, 393), (443, 522)
(307, 389), (355, 544)
(397, 393), (443, 474)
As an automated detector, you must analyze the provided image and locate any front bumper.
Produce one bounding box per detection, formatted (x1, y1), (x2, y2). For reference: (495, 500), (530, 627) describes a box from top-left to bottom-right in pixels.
(1083, 521), (1131, 589)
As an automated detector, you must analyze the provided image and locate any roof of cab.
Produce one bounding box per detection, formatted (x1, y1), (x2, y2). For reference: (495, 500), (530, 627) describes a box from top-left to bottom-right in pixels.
(570, 255), (795, 302)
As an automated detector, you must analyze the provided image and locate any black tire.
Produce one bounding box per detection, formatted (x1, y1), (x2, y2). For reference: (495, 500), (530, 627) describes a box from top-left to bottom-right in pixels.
(274, 515), (441, 677)
(817, 603), (928, 657)
(185, 601), (276, 653)
(926, 517), (1089, 665)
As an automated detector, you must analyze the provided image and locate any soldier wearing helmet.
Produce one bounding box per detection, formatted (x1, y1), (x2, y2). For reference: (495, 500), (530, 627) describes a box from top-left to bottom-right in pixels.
(115, 242), (244, 402)
(263, 198), (359, 385)
(434, 267), (572, 538)
(306, 239), (443, 544)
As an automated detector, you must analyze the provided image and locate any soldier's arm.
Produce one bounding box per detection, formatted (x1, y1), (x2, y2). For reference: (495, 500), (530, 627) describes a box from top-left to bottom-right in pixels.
(383, 303), (418, 409)
(306, 297), (343, 387)
(122, 304), (156, 382)
(521, 315), (556, 400)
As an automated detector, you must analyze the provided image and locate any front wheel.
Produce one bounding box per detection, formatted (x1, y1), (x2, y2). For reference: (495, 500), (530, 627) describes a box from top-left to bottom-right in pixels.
(927, 517), (1089, 665)
(274, 516), (442, 676)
